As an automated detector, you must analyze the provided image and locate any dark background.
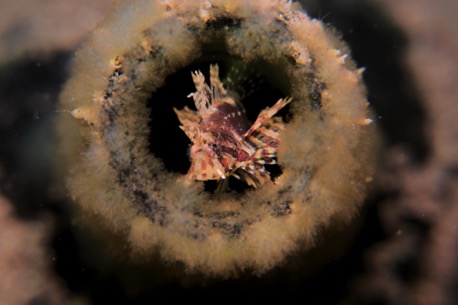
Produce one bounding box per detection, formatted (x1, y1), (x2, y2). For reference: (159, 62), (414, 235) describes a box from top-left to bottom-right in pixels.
(0, 0), (457, 304)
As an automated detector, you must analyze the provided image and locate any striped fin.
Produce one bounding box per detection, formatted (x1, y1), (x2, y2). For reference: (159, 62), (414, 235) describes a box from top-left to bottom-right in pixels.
(236, 164), (271, 187)
(188, 150), (226, 181)
(187, 70), (212, 114)
(174, 106), (200, 140)
(244, 97), (292, 137)
(174, 106), (200, 126)
(209, 64), (227, 102)
(246, 117), (285, 164)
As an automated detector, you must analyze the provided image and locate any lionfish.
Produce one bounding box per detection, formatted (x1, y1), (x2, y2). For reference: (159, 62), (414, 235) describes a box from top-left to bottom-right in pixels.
(174, 64), (291, 188)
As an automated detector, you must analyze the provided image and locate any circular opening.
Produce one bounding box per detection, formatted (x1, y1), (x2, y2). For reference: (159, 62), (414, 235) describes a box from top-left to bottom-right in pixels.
(148, 52), (290, 193)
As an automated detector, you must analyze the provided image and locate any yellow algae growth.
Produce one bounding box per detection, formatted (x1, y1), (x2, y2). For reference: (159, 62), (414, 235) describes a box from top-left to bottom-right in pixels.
(58, 0), (376, 276)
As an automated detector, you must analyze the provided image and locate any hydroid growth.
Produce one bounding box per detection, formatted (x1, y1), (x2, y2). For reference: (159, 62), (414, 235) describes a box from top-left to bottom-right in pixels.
(58, 0), (376, 275)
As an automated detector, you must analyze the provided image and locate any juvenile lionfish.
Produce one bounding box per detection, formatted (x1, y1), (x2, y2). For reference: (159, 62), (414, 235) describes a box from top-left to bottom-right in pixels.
(174, 64), (291, 188)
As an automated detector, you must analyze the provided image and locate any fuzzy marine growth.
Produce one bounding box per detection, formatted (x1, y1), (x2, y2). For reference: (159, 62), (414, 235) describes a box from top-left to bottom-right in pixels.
(174, 64), (291, 187)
